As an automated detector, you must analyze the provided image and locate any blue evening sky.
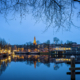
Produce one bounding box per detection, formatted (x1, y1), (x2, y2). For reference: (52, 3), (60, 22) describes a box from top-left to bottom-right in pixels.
(0, 12), (80, 45)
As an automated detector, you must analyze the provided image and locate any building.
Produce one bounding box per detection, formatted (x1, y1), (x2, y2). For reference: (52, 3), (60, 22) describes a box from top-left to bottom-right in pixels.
(33, 36), (37, 45)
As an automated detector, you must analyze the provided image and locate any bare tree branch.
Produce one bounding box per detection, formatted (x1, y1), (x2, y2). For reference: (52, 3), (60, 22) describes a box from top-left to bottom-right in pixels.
(0, 0), (80, 31)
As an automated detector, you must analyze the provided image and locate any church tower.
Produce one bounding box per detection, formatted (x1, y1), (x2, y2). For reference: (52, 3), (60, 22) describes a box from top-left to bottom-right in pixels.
(33, 36), (37, 45)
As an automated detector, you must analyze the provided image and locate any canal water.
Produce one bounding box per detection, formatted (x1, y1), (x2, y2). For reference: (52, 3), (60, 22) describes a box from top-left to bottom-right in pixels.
(0, 55), (80, 80)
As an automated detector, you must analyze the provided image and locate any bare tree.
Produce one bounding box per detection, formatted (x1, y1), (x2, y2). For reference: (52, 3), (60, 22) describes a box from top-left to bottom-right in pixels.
(46, 40), (50, 52)
(0, 38), (7, 47)
(36, 40), (40, 44)
(53, 37), (59, 44)
(0, 0), (80, 30)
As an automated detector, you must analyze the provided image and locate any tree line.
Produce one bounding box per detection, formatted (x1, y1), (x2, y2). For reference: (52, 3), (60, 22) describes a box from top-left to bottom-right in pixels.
(25, 37), (77, 45)
(0, 37), (77, 49)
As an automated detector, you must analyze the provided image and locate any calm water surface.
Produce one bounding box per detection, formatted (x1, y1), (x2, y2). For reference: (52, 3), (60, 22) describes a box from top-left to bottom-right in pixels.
(0, 55), (80, 80)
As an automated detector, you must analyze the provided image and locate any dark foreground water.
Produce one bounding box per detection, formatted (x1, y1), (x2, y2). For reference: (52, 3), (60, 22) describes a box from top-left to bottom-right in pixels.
(0, 55), (80, 80)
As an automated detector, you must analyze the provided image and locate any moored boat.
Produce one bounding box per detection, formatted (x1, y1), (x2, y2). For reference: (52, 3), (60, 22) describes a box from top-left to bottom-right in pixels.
(29, 52), (40, 55)
(15, 52), (29, 55)
(0, 53), (8, 58)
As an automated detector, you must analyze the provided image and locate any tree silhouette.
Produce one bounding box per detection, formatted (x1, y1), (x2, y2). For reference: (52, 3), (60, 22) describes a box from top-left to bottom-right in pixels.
(0, 0), (80, 30)
(0, 38), (7, 48)
(60, 40), (63, 45)
(36, 40), (40, 45)
(53, 37), (59, 44)
(46, 40), (50, 52)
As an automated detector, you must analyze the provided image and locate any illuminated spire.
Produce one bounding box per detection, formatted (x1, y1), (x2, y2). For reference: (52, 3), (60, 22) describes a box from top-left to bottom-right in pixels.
(33, 36), (37, 45)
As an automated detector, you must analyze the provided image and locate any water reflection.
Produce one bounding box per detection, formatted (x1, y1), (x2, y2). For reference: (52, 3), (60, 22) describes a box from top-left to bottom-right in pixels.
(0, 54), (80, 80)
(0, 56), (11, 75)
(54, 64), (59, 70)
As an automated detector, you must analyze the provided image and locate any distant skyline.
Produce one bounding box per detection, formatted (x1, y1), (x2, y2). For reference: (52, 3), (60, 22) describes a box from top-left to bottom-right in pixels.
(0, 14), (80, 45)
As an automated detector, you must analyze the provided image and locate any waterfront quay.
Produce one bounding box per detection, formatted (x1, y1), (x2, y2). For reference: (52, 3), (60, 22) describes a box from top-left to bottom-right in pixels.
(0, 43), (80, 57)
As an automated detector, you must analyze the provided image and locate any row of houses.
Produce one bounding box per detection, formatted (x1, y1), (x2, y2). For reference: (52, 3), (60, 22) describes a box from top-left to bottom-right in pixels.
(0, 43), (80, 54)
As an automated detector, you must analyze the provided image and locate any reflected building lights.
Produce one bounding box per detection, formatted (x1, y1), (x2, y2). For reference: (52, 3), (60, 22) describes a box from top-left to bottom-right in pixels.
(33, 61), (36, 68)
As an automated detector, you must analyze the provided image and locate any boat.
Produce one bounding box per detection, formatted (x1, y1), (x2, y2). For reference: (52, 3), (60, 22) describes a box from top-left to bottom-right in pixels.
(15, 52), (29, 55)
(0, 53), (8, 58)
(29, 52), (40, 55)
